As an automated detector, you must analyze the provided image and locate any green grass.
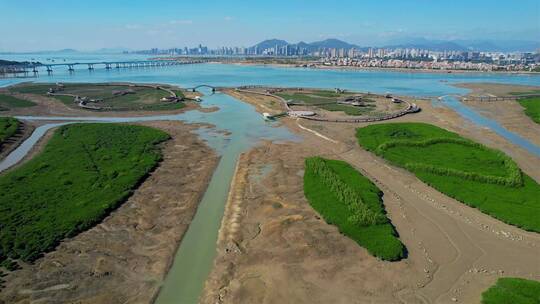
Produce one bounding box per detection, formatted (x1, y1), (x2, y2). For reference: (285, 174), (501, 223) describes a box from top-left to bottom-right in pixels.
(304, 157), (405, 261)
(509, 90), (540, 96)
(0, 123), (170, 263)
(276, 92), (332, 105)
(481, 278), (540, 304)
(0, 117), (19, 144)
(9, 83), (183, 111)
(276, 91), (373, 116)
(517, 97), (540, 124)
(0, 94), (36, 109)
(320, 103), (374, 115)
(356, 123), (540, 232)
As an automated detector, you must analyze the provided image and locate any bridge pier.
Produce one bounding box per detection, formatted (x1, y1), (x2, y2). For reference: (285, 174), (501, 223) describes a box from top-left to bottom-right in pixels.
(68, 64), (75, 72)
(46, 65), (53, 73)
(105, 63), (111, 69)
(87, 64), (94, 70)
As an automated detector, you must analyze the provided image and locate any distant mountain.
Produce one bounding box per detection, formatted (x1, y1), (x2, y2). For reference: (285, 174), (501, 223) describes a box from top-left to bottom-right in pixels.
(307, 39), (359, 50)
(252, 38), (360, 51)
(253, 39), (289, 50)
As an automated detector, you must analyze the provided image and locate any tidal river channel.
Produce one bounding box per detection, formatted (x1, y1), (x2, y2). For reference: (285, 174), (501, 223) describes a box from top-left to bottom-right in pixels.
(1, 59), (540, 303)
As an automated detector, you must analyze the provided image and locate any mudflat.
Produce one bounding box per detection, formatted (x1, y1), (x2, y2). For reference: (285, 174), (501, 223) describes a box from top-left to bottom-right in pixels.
(456, 82), (540, 146)
(0, 121), (219, 304)
(201, 90), (540, 304)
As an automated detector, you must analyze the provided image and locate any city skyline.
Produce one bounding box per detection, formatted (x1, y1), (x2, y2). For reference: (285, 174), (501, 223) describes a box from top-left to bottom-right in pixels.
(0, 0), (539, 52)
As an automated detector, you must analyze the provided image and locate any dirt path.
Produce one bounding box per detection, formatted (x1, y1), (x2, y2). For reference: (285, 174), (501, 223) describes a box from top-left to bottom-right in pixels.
(0, 121), (220, 304)
(201, 92), (540, 304)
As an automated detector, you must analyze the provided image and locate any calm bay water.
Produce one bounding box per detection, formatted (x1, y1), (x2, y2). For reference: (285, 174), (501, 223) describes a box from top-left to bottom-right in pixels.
(1, 54), (540, 303)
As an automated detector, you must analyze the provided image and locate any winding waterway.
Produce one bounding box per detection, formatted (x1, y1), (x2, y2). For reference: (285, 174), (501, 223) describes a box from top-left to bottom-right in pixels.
(1, 58), (540, 303)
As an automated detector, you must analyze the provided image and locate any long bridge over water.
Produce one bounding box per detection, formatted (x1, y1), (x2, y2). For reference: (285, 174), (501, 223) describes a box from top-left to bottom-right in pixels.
(1, 59), (207, 77)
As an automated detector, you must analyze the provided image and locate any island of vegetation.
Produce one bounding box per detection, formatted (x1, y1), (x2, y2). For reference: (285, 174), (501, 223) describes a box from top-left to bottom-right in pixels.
(0, 123), (169, 269)
(481, 277), (540, 304)
(516, 97), (540, 124)
(303, 156), (405, 261)
(0, 117), (19, 146)
(275, 89), (377, 116)
(356, 122), (540, 232)
(7, 82), (187, 111)
(0, 93), (36, 111)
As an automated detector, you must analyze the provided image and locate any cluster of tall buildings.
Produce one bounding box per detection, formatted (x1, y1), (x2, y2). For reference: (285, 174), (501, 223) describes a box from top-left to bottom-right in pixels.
(132, 44), (540, 67)
(132, 44), (310, 56)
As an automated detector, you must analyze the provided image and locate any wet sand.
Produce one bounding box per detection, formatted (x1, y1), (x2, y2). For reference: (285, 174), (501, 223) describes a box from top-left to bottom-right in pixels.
(201, 91), (540, 304)
(454, 83), (540, 147)
(0, 121), (220, 304)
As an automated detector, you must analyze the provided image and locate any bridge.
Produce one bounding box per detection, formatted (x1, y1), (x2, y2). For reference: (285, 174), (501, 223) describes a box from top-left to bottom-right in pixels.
(462, 94), (540, 102)
(187, 84), (217, 93)
(15, 59), (207, 75)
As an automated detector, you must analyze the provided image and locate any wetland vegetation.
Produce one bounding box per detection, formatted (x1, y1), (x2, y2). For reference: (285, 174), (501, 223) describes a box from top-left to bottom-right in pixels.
(356, 122), (540, 232)
(481, 277), (540, 304)
(0, 123), (169, 265)
(8, 83), (186, 111)
(275, 90), (376, 116)
(0, 94), (35, 111)
(0, 117), (19, 145)
(304, 157), (405, 261)
(516, 97), (540, 124)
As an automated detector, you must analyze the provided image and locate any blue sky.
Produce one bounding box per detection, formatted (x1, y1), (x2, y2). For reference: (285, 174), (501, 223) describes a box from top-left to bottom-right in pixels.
(1, 0), (539, 51)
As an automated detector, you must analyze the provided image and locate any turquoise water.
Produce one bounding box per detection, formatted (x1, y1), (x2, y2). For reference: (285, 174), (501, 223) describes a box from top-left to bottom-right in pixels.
(3, 61), (539, 157)
(1, 55), (540, 303)
(2, 61), (540, 97)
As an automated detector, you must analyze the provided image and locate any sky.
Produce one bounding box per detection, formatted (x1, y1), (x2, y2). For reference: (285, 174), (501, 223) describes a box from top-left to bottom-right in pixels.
(0, 0), (539, 52)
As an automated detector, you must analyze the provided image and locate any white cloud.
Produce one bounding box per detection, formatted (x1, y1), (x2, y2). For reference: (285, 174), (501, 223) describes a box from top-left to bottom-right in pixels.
(224, 16), (234, 22)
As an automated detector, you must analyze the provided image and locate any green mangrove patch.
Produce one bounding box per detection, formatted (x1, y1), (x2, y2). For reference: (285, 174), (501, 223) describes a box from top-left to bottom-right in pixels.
(517, 97), (540, 124)
(356, 122), (540, 232)
(0, 94), (36, 111)
(481, 277), (540, 304)
(303, 157), (405, 261)
(0, 123), (169, 265)
(0, 117), (19, 145)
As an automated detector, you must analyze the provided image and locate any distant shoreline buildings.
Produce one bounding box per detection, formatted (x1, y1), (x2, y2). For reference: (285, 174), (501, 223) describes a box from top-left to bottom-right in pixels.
(129, 43), (540, 72)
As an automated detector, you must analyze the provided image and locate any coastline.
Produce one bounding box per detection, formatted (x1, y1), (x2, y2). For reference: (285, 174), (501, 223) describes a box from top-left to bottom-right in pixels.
(211, 60), (540, 75)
